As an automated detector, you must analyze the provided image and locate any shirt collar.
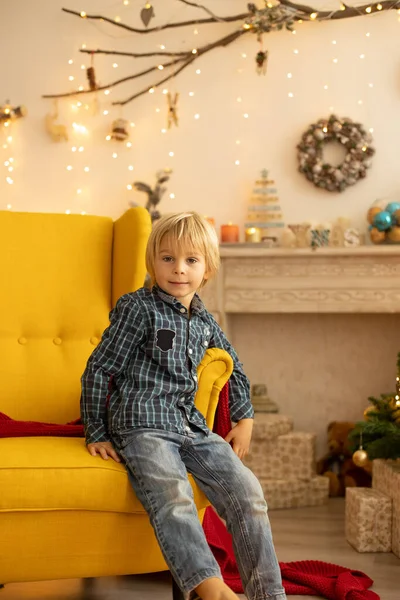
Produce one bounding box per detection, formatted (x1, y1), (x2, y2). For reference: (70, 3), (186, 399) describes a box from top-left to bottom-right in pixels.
(153, 285), (206, 316)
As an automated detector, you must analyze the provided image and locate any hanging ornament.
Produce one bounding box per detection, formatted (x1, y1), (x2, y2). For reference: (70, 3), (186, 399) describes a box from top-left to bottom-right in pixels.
(0, 102), (27, 124)
(167, 92), (179, 129)
(140, 2), (155, 27)
(352, 432), (369, 467)
(86, 53), (98, 91)
(45, 101), (68, 142)
(111, 118), (129, 141)
(256, 50), (268, 75)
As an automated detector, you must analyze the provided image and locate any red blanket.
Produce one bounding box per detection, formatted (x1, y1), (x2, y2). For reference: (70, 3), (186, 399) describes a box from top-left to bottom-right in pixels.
(0, 384), (380, 599)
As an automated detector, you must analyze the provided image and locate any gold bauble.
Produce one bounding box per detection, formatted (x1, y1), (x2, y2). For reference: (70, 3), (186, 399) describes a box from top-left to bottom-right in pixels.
(367, 206), (383, 225)
(386, 226), (400, 244)
(363, 405), (376, 420)
(394, 209), (400, 226)
(353, 448), (369, 467)
(369, 227), (386, 244)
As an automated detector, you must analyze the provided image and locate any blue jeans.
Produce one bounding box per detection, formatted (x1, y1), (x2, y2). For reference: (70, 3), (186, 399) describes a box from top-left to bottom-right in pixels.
(113, 427), (286, 600)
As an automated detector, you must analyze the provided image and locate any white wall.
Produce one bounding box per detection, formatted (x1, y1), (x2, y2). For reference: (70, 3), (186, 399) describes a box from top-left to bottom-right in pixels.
(2, 1), (400, 235)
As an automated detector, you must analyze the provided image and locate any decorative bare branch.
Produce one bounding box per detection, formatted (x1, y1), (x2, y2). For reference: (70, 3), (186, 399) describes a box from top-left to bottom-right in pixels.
(43, 2), (400, 107)
(61, 7), (248, 34)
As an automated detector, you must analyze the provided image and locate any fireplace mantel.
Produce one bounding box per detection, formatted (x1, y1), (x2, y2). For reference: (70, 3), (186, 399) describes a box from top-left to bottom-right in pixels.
(200, 245), (400, 329)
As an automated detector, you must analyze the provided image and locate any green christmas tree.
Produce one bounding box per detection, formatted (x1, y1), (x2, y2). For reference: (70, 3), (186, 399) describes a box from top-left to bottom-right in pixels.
(350, 352), (400, 460)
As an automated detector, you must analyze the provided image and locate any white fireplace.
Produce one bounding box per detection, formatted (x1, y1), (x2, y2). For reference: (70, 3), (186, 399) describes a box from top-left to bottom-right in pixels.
(200, 245), (400, 456)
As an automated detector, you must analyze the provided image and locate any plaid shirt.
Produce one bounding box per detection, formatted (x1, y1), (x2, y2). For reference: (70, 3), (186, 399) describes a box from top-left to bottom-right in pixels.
(81, 285), (253, 444)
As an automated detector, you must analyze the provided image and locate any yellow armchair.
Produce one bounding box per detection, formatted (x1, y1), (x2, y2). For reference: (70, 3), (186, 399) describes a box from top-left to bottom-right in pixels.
(0, 208), (233, 586)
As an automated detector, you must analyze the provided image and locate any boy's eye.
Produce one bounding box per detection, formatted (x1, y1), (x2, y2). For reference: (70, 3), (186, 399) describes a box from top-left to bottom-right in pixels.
(162, 256), (173, 262)
(187, 258), (198, 264)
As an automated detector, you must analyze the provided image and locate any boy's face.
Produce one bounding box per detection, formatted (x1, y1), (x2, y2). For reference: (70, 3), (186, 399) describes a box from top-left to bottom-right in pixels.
(154, 235), (208, 309)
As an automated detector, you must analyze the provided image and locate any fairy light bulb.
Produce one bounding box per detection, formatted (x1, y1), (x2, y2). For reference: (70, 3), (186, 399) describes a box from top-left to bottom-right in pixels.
(288, 92), (294, 98)
(7, 204), (12, 210)
(80, 11), (87, 18)
(310, 12), (318, 20)
(65, 209), (71, 214)
(377, 3), (382, 9)
(78, 146), (84, 152)
(127, 184), (133, 190)
(68, 59), (73, 64)
(112, 152), (118, 158)
(192, 49), (197, 54)
(169, 151), (174, 157)
(158, 65), (164, 70)
(104, 89), (110, 95)
(162, 89), (168, 95)
(105, 135), (111, 141)
(84, 166), (90, 172)
(243, 113), (249, 118)
(149, 87), (155, 94)
(128, 165), (134, 171)
(126, 142), (132, 148)
(103, 110), (109, 115)
(194, 114), (200, 119)
(66, 165), (73, 171)
(365, 6), (372, 13)
(6, 177), (13, 184)
(114, 16), (121, 22)
(287, 73), (292, 78)
(69, 76), (74, 81)
(235, 160), (240, 165)
(189, 92), (194, 97)
(113, 63), (118, 68)
(196, 69), (201, 75)
(169, 193), (175, 199)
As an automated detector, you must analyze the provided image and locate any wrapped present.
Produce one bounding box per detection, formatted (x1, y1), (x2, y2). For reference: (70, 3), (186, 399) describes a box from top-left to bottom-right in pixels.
(245, 432), (316, 480)
(345, 487), (392, 553)
(392, 503), (400, 558)
(372, 459), (400, 500)
(251, 413), (293, 440)
(260, 475), (329, 510)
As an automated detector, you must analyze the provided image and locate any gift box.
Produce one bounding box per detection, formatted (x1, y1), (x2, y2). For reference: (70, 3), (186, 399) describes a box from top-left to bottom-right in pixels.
(345, 487), (392, 553)
(251, 413), (293, 441)
(392, 503), (400, 558)
(372, 458), (400, 501)
(245, 432), (316, 481)
(260, 475), (329, 510)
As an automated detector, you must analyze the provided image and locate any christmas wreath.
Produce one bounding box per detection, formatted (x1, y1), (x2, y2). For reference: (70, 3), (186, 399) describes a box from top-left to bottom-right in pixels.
(297, 115), (375, 193)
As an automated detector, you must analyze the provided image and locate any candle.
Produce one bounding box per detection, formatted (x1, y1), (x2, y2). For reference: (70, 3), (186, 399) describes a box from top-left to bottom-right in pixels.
(220, 222), (239, 243)
(245, 227), (261, 243)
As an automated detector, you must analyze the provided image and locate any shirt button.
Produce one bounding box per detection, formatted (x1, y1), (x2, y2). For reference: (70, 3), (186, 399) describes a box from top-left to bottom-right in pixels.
(203, 341), (208, 346)
(188, 349), (193, 355)
(180, 308), (186, 314)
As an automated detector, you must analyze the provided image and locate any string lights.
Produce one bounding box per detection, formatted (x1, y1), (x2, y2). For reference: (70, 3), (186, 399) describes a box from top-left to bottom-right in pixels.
(25, 1), (397, 214)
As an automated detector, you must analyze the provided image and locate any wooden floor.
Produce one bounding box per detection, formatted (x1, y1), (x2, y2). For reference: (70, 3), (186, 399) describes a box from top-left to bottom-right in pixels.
(2, 499), (399, 600)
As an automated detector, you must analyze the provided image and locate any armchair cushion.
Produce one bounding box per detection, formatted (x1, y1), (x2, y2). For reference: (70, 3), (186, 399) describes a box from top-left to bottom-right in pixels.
(0, 436), (208, 514)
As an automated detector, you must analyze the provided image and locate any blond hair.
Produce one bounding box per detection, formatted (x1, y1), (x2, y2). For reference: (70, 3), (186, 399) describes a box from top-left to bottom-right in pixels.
(146, 212), (220, 288)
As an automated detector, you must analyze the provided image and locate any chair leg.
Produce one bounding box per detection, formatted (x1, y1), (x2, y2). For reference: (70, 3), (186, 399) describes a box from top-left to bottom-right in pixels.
(172, 577), (185, 600)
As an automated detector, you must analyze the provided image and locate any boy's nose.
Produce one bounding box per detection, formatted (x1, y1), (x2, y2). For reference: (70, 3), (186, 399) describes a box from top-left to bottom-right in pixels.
(174, 262), (186, 274)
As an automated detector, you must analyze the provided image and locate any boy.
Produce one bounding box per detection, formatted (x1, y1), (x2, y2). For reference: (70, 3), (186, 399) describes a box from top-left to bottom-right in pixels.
(81, 212), (286, 600)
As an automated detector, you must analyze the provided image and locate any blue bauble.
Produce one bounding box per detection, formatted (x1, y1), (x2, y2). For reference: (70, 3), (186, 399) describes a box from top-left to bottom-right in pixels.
(373, 211), (392, 231)
(385, 202), (400, 215)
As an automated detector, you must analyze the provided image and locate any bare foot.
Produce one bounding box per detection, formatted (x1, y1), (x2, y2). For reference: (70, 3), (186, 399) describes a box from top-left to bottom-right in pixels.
(194, 577), (240, 600)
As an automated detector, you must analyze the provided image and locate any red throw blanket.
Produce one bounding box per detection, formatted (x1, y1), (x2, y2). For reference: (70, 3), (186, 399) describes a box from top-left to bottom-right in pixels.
(0, 384), (380, 599)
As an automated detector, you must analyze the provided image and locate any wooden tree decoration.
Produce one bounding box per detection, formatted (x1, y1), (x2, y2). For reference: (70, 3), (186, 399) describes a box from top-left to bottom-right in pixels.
(43, 0), (400, 106)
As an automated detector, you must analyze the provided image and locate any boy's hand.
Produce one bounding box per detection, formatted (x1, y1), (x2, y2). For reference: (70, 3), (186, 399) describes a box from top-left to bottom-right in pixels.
(225, 418), (253, 460)
(87, 441), (121, 462)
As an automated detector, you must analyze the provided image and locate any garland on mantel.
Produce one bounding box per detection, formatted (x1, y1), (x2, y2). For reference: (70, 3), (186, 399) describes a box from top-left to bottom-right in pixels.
(42, 0), (400, 106)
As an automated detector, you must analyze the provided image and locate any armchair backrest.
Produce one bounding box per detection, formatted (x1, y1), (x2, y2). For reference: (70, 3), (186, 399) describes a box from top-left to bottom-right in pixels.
(0, 208), (151, 423)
